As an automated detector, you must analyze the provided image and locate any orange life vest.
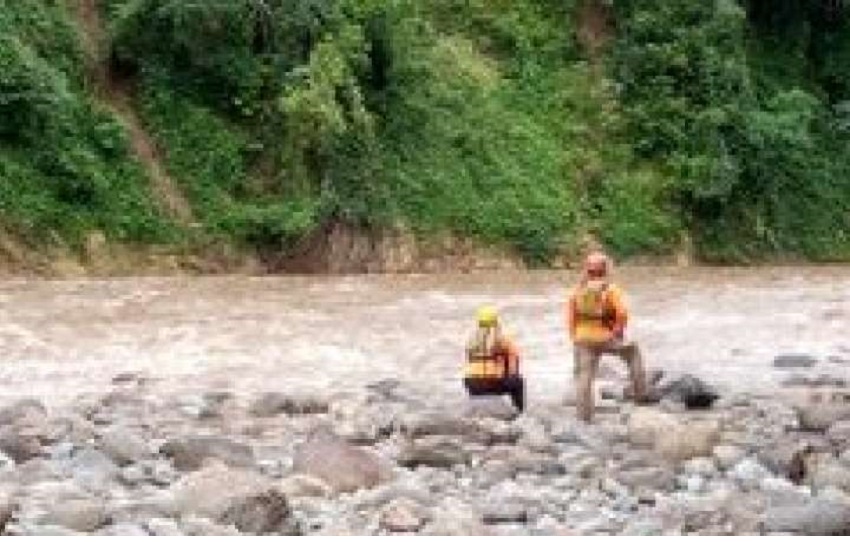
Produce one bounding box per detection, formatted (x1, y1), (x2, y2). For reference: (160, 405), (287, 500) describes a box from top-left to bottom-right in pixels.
(574, 280), (615, 327)
(465, 330), (519, 380)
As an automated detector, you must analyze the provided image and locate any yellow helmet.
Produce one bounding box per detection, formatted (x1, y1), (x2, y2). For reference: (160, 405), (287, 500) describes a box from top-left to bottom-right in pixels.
(476, 306), (499, 328)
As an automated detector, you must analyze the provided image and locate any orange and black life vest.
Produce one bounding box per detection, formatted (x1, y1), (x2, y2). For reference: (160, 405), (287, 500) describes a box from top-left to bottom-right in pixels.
(465, 330), (519, 380)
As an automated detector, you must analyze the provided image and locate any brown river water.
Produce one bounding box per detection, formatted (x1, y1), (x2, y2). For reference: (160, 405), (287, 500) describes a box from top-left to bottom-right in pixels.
(0, 266), (848, 409)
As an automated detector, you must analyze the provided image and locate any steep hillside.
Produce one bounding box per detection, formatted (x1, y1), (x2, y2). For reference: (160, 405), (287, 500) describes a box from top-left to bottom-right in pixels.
(1, 0), (848, 272)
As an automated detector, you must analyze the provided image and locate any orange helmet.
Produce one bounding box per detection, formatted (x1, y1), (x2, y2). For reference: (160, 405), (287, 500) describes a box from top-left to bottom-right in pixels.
(584, 251), (609, 278)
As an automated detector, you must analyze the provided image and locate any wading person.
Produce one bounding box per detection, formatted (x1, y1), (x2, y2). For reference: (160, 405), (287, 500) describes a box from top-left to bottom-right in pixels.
(566, 251), (648, 422)
(463, 306), (525, 411)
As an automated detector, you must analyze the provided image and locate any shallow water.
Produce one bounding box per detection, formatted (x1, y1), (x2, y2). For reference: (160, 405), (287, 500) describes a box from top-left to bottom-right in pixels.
(0, 267), (847, 408)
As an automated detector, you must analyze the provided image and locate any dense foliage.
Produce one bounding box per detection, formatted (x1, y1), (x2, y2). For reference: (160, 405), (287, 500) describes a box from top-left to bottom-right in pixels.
(0, 0), (173, 248)
(1, 0), (848, 264)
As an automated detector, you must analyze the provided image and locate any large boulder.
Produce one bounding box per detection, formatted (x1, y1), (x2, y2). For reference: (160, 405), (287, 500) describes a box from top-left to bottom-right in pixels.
(67, 447), (120, 492)
(160, 435), (254, 471)
(97, 425), (150, 466)
(42, 498), (110, 533)
(628, 409), (719, 462)
(0, 399), (46, 426)
(796, 403), (850, 432)
(0, 400), (51, 463)
(292, 430), (392, 493)
(809, 457), (850, 493)
(172, 461), (298, 534)
(762, 497), (850, 535)
(0, 427), (44, 463)
(627, 409), (679, 446)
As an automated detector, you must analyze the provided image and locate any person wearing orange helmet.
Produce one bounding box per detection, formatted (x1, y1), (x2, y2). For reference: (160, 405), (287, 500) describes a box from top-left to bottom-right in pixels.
(463, 306), (525, 411)
(566, 250), (648, 422)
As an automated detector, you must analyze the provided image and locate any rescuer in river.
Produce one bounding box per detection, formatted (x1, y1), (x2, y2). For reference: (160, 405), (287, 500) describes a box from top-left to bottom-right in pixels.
(567, 250), (649, 422)
(463, 306), (526, 411)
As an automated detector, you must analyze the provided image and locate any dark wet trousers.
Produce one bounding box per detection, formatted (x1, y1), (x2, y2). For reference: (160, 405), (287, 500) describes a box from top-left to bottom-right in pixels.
(464, 375), (526, 412)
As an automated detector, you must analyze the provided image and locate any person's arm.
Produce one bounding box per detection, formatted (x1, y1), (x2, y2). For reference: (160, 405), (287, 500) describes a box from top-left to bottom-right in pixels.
(608, 286), (629, 339)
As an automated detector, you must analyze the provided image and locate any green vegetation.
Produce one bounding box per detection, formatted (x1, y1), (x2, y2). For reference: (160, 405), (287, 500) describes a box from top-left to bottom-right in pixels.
(1, 0), (849, 266)
(0, 0), (174, 249)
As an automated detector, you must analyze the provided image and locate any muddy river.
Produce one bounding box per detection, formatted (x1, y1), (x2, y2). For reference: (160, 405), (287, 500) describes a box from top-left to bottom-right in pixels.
(0, 267), (847, 408)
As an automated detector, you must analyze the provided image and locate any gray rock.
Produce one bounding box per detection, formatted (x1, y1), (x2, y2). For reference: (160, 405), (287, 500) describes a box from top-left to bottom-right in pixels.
(758, 441), (813, 483)
(0, 427), (42, 463)
(119, 464), (146, 487)
(0, 496), (17, 535)
(249, 392), (328, 417)
(656, 420), (720, 462)
(782, 373), (848, 388)
(628, 409), (676, 447)
(614, 467), (676, 491)
(809, 457), (850, 493)
(731, 458), (772, 491)
(145, 517), (183, 536)
(419, 501), (490, 536)
(220, 488), (298, 535)
(622, 517), (664, 536)
(762, 496), (850, 535)
(379, 497), (427, 533)
(99, 523), (149, 536)
(683, 457), (717, 478)
(398, 436), (470, 469)
(774, 354), (819, 369)
(43, 498), (109, 532)
(292, 430), (392, 493)
(797, 403), (850, 431)
(172, 459), (295, 535)
(160, 435), (254, 471)
(180, 515), (240, 536)
(98, 425), (150, 466)
(827, 420), (850, 444)
(0, 399), (46, 426)
(462, 397), (519, 421)
(68, 447), (119, 491)
(713, 444), (746, 470)
(397, 411), (481, 440)
(279, 474), (332, 499)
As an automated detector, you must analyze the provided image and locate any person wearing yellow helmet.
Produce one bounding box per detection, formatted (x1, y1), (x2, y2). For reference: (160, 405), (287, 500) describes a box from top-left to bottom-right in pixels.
(464, 306), (525, 411)
(566, 250), (648, 422)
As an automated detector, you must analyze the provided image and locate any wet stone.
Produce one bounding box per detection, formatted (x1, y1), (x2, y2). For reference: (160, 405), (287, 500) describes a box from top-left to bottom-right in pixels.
(160, 435), (255, 472)
(293, 430), (392, 493)
(398, 436), (471, 469)
(774, 354), (819, 369)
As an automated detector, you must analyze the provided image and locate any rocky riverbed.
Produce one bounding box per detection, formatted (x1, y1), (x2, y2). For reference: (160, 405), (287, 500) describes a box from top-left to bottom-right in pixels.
(0, 361), (848, 536)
